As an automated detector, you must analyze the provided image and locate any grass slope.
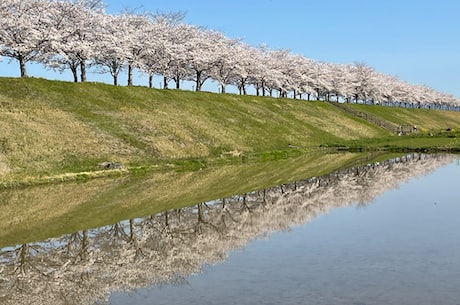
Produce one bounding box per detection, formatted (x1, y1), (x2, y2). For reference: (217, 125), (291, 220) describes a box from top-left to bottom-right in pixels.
(1, 77), (460, 182)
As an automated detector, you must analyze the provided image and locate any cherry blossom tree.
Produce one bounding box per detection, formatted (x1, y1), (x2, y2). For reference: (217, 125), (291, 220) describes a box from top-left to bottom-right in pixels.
(0, 0), (54, 77)
(45, 0), (104, 82)
(350, 62), (378, 103)
(119, 13), (154, 86)
(209, 38), (243, 94)
(307, 61), (333, 100)
(282, 53), (315, 99)
(162, 23), (194, 89)
(246, 45), (272, 96)
(293, 56), (316, 100)
(184, 28), (227, 91)
(139, 17), (190, 89)
(326, 63), (351, 102)
(93, 14), (130, 86)
(264, 49), (293, 98)
(230, 44), (263, 95)
(0, 0), (459, 108)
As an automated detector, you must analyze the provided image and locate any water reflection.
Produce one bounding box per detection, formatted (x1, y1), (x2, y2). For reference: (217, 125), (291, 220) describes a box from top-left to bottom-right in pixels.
(0, 153), (457, 305)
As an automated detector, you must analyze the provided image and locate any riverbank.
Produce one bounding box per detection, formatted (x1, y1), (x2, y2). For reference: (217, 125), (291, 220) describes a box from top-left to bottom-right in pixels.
(1, 77), (460, 185)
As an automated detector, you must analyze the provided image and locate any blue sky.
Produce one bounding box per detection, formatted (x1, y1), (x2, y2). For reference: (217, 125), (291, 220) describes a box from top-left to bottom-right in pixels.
(1, 0), (459, 97)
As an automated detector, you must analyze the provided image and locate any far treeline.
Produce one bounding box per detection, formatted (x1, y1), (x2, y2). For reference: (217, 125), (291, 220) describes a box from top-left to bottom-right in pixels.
(1, 0), (459, 110)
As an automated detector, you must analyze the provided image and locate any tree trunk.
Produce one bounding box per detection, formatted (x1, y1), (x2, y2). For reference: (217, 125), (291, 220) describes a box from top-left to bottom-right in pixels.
(148, 74), (153, 88)
(71, 65), (78, 83)
(127, 64), (133, 86)
(195, 71), (202, 91)
(163, 76), (168, 89)
(221, 84), (226, 94)
(175, 76), (180, 89)
(80, 61), (87, 82)
(164, 211), (169, 227)
(128, 219), (134, 241)
(18, 55), (27, 78)
(113, 75), (118, 86)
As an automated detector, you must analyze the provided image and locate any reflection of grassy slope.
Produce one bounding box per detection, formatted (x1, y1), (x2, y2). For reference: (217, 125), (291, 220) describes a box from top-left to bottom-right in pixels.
(0, 152), (381, 247)
(1, 77), (391, 180)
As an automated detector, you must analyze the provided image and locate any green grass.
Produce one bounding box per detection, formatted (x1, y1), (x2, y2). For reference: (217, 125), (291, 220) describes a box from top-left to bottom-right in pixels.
(343, 103), (460, 131)
(1, 77), (460, 184)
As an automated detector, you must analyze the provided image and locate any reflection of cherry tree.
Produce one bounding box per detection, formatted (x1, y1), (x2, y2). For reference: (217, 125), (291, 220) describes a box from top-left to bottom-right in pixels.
(0, 153), (457, 305)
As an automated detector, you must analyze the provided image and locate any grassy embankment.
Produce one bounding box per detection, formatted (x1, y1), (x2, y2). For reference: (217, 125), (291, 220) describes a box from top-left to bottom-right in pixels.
(1, 77), (460, 187)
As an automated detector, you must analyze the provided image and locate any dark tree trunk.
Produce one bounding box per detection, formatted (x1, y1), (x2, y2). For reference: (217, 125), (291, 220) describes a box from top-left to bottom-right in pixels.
(71, 65), (78, 83)
(163, 76), (168, 89)
(221, 84), (226, 94)
(18, 55), (27, 78)
(164, 211), (169, 227)
(175, 76), (180, 89)
(80, 61), (87, 82)
(127, 64), (133, 86)
(195, 71), (202, 91)
(113, 75), (118, 86)
(148, 74), (153, 88)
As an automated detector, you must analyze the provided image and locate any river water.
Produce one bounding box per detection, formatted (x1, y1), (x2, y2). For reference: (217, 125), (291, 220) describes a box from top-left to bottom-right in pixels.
(110, 155), (460, 305)
(1, 153), (459, 305)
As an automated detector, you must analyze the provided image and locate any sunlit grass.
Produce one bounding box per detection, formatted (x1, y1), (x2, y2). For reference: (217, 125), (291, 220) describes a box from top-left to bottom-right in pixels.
(346, 104), (460, 130)
(1, 77), (460, 183)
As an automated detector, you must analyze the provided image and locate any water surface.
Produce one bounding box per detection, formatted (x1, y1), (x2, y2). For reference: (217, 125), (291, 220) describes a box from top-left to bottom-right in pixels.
(111, 156), (460, 305)
(1, 153), (459, 305)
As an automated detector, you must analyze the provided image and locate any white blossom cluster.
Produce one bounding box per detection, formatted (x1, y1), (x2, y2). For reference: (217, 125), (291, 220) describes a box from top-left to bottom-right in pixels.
(1, 0), (459, 109)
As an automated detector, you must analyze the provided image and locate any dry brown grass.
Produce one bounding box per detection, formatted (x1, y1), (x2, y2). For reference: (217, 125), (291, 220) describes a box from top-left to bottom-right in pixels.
(0, 107), (139, 175)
